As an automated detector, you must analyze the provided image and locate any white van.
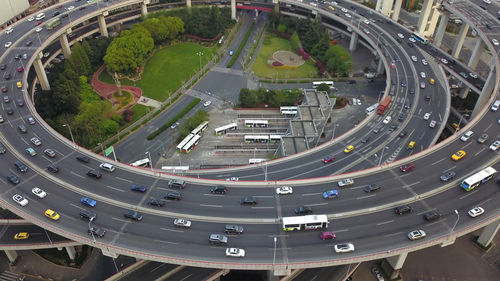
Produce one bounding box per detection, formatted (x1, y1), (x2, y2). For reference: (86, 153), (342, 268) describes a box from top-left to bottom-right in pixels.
(491, 100), (500, 111)
(99, 162), (115, 173)
(35, 13), (45, 21)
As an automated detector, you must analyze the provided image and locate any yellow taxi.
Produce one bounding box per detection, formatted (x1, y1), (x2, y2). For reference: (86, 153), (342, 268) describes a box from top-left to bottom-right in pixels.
(408, 141), (415, 149)
(16, 81), (22, 88)
(45, 209), (60, 221)
(430, 78), (435, 85)
(328, 6), (334, 10)
(14, 232), (29, 240)
(452, 123), (460, 130)
(344, 145), (354, 153)
(451, 150), (466, 161)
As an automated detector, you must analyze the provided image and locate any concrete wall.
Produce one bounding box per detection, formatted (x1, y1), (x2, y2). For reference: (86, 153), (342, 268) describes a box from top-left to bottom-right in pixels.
(0, 0), (30, 26)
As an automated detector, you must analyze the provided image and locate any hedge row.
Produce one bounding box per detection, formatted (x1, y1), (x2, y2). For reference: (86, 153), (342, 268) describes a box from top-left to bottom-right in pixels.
(227, 23), (255, 68)
(146, 98), (201, 140)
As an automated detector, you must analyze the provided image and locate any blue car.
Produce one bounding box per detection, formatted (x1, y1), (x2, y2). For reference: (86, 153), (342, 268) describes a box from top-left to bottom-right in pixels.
(401, 81), (407, 87)
(131, 185), (147, 192)
(81, 197), (97, 207)
(323, 190), (339, 199)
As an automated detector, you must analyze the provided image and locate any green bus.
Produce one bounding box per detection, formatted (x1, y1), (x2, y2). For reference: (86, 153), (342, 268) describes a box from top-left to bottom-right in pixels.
(46, 18), (61, 30)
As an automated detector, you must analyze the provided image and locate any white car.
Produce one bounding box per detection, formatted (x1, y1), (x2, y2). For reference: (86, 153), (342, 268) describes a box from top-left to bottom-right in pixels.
(203, 100), (212, 107)
(411, 56), (417, 62)
(492, 39), (498, 46)
(364, 19), (370, 25)
(363, 29), (370, 34)
(276, 186), (293, 195)
(31, 137), (42, 146)
(408, 37), (416, 43)
(460, 130), (473, 142)
(67, 5), (75, 10)
(5, 27), (13, 34)
(440, 58), (448, 64)
(397, 33), (404, 39)
(469, 72), (478, 79)
(408, 230), (426, 240)
(226, 177), (239, 181)
(344, 13), (351, 18)
(32, 187), (47, 198)
(226, 248), (245, 257)
(338, 178), (354, 187)
(423, 113), (430, 120)
(334, 243), (355, 253)
(341, 7), (347, 12)
(468, 207), (484, 217)
(422, 59), (428, 65)
(13, 194), (28, 206)
(35, 27), (43, 33)
(420, 72), (426, 78)
(173, 218), (191, 228)
(27, 16), (35, 21)
(483, 0), (492, 4)
(489, 140), (500, 151)
(5, 42), (12, 48)
(429, 120), (436, 128)
(383, 116), (391, 124)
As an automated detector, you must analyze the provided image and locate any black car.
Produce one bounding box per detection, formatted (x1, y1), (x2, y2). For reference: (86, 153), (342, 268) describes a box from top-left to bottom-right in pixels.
(131, 185), (147, 192)
(0, 144), (6, 154)
(14, 161), (28, 173)
(79, 6), (86, 10)
(7, 174), (20, 184)
(87, 169), (102, 179)
(409, 88), (415, 94)
(76, 155), (90, 163)
(88, 226), (105, 238)
(407, 42), (414, 48)
(398, 131), (407, 138)
(388, 124), (398, 132)
(424, 211), (441, 222)
(16, 98), (24, 107)
(5, 73), (11, 80)
(440, 171), (456, 182)
(18, 124), (27, 133)
(52, 11), (60, 17)
(295, 205), (313, 215)
(148, 198), (165, 207)
(80, 209), (96, 221)
(363, 184), (380, 193)
(360, 136), (370, 143)
(25, 41), (33, 47)
(164, 191), (181, 200)
(225, 224), (244, 234)
(14, 54), (21, 60)
(0, 64), (6, 70)
(6, 107), (14, 115)
(124, 211), (142, 221)
(61, 14), (68, 18)
(240, 196), (257, 205)
(394, 205), (412, 215)
(47, 164), (59, 173)
(210, 185), (227, 194)
(398, 113), (406, 122)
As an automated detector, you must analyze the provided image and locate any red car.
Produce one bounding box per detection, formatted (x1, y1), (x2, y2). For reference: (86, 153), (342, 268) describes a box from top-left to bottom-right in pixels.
(400, 163), (415, 173)
(323, 155), (335, 164)
(36, 21), (42, 26)
(17, 66), (23, 72)
(1, 87), (7, 93)
(320, 231), (336, 240)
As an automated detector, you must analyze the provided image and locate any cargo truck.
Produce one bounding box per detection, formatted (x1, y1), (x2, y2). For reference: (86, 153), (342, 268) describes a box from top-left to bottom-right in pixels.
(377, 96), (392, 115)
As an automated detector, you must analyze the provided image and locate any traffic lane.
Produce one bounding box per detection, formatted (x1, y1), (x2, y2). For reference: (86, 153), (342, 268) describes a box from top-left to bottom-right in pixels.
(117, 262), (178, 281)
(166, 267), (220, 281)
(0, 224), (68, 244)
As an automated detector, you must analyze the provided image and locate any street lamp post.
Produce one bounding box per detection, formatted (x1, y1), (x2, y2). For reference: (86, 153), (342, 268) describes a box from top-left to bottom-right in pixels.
(145, 151), (153, 172)
(88, 217), (96, 243)
(62, 124), (76, 149)
(378, 146), (389, 166)
(196, 51), (203, 72)
(456, 113), (469, 133)
(97, 142), (105, 156)
(450, 209), (460, 234)
(331, 124), (339, 141)
(273, 236), (277, 270)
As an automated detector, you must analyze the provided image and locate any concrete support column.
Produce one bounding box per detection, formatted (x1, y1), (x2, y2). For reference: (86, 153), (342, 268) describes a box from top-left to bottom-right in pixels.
(375, 0), (383, 12)
(33, 54), (50, 91)
(377, 58), (384, 74)
(65, 246), (76, 261)
(267, 271), (280, 281)
(468, 39), (485, 69)
(4, 250), (18, 264)
(452, 24), (469, 58)
(59, 34), (71, 58)
(426, 6), (441, 36)
(434, 12), (449, 47)
(458, 86), (469, 99)
(383, 252), (407, 280)
(231, 0), (236, 20)
(98, 14), (108, 38)
(477, 218), (500, 248)
(417, 0), (434, 35)
(186, 0), (191, 8)
(391, 0), (403, 21)
(472, 64), (496, 118)
(141, 3), (148, 17)
(381, 0), (394, 17)
(349, 32), (358, 52)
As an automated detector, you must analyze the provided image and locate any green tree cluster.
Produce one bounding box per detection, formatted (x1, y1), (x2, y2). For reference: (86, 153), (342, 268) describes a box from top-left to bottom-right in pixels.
(139, 16), (184, 43)
(238, 88), (303, 108)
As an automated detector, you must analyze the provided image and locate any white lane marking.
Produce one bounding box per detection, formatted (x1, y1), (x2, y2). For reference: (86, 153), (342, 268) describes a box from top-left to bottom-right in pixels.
(106, 185), (125, 192)
(115, 177), (132, 183)
(267, 234), (289, 238)
(204, 193), (225, 197)
(179, 274), (193, 281)
(305, 203), (328, 207)
(70, 171), (85, 179)
(376, 220), (394, 226)
(431, 158), (445, 165)
(154, 239), (178, 245)
(253, 195), (274, 198)
(384, 232), (403, 238)
(160, 227), (184, 233)
(69, 203), (83, 210)
(156, 187), (170, 191)
(302, 192), (322, 196)
(252, 206), (274, 209)
(333, 229), (349, 233)
(459, 192), (477, 200)
(357, 194), (376, 199)
(200, 204), (222, 208)
(478, 198), (492, 206)
(407, 181), (421, 187)
(474, 147), (486, 156)
(111, 217), (130, 223)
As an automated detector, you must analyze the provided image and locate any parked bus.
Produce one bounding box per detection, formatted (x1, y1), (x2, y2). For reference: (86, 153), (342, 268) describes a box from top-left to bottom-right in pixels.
(130, 158), (151, 168)
(461, 166), (497, 191)
(411, 32), (429, 44)
(249, 158), (266, 164)
(214, 123), (237, 136)
(244, 120), (269, 128)
(176, 134), (194, 152)
(46, 18), (61, 30)
(269, 135), (282, 143)
(191, 121), (208, 136)
(182, 134), (201, 153)
(244, 135), (269, 143)
(280, 106), (298, 116)
(312, 81), (334, 89)
(365, 103), (379, 115)
(282, 215), (329, 231)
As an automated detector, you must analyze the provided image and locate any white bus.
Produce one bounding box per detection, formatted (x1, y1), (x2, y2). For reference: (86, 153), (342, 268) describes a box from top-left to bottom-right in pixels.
(461, 166), (497, 191)
(312, 81), (334, 89)
(130, 158), (151, 168)
(244, 120), (269, 128)
(35, 13), (45, 21)
(249, 158), (266, 164)
(191, 121), (208, 136)
(244, 135), (269, 143)
(280, 106), (298, 116)
(176, 134), (194, 152)
(282, 215), (329, 231)
(269, 135), (282, 143)
(365, 103), (379, 115)
(214, 123), (238, 136)
(182, 134), (201, 153)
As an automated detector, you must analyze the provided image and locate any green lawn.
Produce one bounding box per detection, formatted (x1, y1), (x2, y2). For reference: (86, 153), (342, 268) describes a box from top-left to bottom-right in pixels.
(131, 104), (151, 123)
(251, 33), (318, 79)
(99, 42), (218, 101)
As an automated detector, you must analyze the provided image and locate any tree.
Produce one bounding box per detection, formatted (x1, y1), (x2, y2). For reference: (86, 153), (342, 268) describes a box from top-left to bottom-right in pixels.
(68, 42), (92, 76)
(316, 83), (331, 93)
(239, 88), (259, 108)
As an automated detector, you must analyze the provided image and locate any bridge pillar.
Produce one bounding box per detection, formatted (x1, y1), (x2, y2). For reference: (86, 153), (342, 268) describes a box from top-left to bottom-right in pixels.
(65, 246), (76, 261)
(477, 218), (500, 248)
(472, 63), (496, 118)
(427, 5), (441, 37)
(451, 24), (469, 58)
(98, 14), (108, 38)
(34, 53), (50, 91)
(458, 86), (469, 99)
(186, 0), (191, 8)
(375, 0), (383, 12)
(417, 0), (434, 35)
(59, 33), (71, 58)
(4, 250), (18, 264)
(377, 58), (384, 74)
(141, 0), (149, 17)
(433, 11), (449, 47)
(349, 32), (358, 52)
(468, 39), (484, 69)
(381, 0), (394, 17)
(382, 252), (407, 280)
(391, 0), (402, 21)
(231, 0), (236, 20)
